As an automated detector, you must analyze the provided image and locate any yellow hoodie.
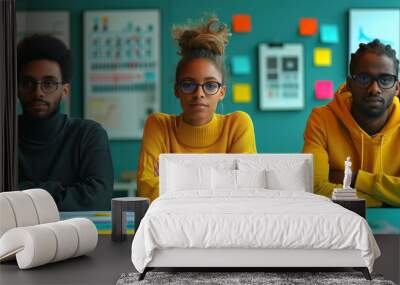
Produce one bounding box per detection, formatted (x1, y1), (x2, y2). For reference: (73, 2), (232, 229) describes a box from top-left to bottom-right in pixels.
(303, 83), (400, 207)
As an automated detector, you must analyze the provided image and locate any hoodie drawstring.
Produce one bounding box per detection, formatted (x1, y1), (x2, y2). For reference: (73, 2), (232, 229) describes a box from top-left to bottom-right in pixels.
(360, 133), (364, 171)
(380, 136), (384, 173)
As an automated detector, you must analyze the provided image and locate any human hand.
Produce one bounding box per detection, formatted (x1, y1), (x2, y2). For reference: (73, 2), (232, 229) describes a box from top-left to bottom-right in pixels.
(329, 169), (358, 187)
(329, 170), (344, 184)
(351, 170), (358, 188)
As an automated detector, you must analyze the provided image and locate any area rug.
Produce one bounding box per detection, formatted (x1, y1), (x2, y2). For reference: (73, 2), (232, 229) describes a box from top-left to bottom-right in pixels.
(116, 271), (396, 285)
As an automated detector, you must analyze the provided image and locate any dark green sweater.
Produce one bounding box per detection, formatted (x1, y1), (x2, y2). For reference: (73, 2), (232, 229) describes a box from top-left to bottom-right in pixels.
(18, 112), (114, 211)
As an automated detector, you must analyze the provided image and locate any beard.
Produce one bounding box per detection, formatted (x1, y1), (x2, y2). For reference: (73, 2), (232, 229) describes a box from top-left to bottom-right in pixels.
(21, 96), (62, 119)
(359, 101), (387, 118)
(358, 93), (395, 118)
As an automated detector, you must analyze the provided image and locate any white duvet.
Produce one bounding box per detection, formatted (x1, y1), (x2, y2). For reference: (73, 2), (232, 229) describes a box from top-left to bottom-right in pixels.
(131, 190), (380, 273)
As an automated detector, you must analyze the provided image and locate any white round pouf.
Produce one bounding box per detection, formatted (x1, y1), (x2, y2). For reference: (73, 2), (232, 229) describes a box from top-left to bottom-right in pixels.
(24, 189), (59, 224)
(1, 191), (39, 227)
(0, 196), (17, 237)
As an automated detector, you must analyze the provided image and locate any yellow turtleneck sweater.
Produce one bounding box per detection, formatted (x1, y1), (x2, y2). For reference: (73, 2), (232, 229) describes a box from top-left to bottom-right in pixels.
(137, 111), (257, 201)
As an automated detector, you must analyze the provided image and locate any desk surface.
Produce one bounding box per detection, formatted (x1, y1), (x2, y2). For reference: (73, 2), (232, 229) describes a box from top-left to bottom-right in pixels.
(0, 236), (133, 285)
(2, 208), (398, 284)
(367, 208), (400, 235)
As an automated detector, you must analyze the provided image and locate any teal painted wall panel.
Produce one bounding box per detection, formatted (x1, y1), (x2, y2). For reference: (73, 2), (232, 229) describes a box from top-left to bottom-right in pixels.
(17, 0), (400, 179)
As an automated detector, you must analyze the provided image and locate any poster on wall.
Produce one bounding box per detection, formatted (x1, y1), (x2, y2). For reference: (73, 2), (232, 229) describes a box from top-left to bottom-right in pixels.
(84, 10), (160, 140)
(258, 43), (304, 111)
(349, 9), (400, 61)
(16, 11), (70, 115)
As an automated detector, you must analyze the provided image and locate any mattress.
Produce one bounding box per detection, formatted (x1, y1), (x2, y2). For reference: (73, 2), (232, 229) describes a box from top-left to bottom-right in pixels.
(131, 190), (380, 273)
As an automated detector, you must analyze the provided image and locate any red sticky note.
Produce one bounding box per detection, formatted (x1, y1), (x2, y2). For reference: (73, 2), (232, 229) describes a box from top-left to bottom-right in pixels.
(232, 15), (252, 33)
(299, 18), (318, 36)
(315, 80), (334, 99)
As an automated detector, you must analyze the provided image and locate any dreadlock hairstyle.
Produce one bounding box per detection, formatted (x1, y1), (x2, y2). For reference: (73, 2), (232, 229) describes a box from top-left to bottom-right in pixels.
(350, 39), (399, 75)
(172, 16), (230, 84)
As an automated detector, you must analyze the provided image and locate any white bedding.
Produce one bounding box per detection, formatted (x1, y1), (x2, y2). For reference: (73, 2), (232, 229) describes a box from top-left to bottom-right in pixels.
(131, 190), (380, 273)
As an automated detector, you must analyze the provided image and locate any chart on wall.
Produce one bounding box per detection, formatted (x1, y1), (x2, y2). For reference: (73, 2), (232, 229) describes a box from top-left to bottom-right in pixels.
(349, 9), (400, 59)
(16, 11), (70, 115)
(258, 43), (304, 111)
(84, 10), (160, 139)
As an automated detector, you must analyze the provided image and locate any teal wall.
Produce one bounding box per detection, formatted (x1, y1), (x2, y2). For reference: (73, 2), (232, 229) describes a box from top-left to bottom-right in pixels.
(18, 0), (400, 180)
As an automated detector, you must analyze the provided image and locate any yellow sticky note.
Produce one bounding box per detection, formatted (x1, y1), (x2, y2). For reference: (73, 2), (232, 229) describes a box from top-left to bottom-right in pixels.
(233, 83), (252, 103)
(314, 48), (332, 66)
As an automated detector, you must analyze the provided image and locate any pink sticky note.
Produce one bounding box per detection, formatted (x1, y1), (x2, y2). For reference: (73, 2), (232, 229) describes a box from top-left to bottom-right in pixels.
(315, 80), (334, 99)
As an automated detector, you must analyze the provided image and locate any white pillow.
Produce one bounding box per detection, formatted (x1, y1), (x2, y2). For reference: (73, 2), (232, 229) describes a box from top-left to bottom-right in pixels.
(237, 169), (267, 188)
(211, 169), (268, 190)
(237, 159), (308, 191)
(212, 169), (237, 190)
(266, 163), (307, 191)
(165, 157), (236, 170)
(167, 162), (212, 191)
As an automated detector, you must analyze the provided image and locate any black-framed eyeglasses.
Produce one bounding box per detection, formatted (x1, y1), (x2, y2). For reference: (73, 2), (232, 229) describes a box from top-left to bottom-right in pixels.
(19, 77), (63, 94)
(176, 80), (223, 96)
(350, 73), (398, 89)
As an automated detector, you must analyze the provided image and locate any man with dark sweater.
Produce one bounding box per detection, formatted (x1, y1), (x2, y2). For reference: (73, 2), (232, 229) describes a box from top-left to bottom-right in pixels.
(17, 34), (113, 211)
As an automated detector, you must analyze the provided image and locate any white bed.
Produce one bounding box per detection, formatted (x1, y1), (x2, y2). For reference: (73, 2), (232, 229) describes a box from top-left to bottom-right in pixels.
(131, 154), (380, 280)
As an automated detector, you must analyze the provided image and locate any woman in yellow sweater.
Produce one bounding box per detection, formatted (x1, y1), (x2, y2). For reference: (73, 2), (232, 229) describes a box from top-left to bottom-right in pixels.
(137, 17), (257, 201)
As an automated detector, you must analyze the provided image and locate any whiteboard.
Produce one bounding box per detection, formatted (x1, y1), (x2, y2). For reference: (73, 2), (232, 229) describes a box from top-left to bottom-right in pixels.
(349, 9), (400, 59)
(16, 11), (70, 115)
(84, 10), (160, 140)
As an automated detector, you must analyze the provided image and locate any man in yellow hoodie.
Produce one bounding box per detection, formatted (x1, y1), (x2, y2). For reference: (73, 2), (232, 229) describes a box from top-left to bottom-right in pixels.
(303, 39), (400, 207)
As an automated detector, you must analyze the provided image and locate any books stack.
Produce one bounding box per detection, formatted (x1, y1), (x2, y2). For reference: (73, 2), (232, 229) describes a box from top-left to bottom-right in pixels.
(332, 188), (358, 200)
(60, 211), (135, 235)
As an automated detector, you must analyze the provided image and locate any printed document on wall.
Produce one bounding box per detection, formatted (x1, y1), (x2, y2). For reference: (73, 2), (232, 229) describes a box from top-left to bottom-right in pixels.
(258, 43), (304, 111)
(84, 10), (160, 139)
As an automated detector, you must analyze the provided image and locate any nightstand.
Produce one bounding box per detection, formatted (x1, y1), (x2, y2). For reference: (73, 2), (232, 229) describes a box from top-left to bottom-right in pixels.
(332, 198), (366, 218)
(111, 197), (150, 242)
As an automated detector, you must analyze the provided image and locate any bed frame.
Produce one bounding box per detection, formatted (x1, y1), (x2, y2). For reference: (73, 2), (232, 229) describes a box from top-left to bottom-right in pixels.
(140, 248), (371, 280)
(138, 154), (372, 281)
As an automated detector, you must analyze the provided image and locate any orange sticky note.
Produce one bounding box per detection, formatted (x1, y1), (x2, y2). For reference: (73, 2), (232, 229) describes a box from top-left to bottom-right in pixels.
(299, 18), (318, 36)
(315, 80), (334, 99)
(232, 15), (252, 33)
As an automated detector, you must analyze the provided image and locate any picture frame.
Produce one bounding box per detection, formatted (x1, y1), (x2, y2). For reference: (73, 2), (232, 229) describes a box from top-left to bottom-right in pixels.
(83, 10), (161, 139)
(258, 43), (304, 111)
(349, 9), (400, 61)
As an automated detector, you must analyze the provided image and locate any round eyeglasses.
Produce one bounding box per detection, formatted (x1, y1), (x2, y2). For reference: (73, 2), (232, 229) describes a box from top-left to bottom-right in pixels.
(351, 73), (398, 89)
(176, 81), (222, 96)
(19, 77), (63, 94)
